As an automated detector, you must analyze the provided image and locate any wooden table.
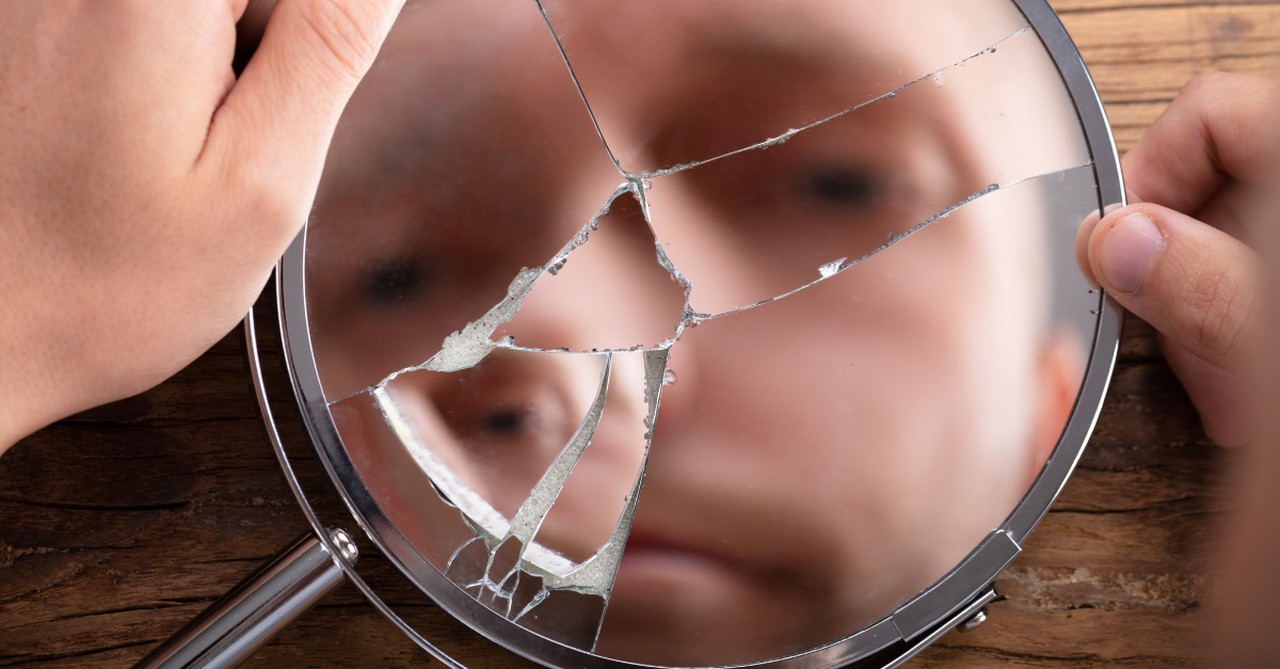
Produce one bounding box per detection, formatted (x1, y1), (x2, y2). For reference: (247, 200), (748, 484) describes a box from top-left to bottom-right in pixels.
(3, 2), (1277, 667)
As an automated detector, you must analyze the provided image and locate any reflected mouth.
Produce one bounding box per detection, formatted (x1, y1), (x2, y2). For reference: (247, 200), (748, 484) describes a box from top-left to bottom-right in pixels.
(615, 529), (777, 591)
(599, 524), (831, 666)
(622, 534), (729, 569)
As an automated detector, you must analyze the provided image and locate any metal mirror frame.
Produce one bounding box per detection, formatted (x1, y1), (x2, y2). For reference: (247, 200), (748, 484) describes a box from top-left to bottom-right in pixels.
(247, 0), (1124, 666)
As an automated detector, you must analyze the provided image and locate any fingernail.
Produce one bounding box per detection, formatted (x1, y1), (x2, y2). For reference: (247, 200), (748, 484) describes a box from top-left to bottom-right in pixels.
(1097, 211), (1164, 295)
(1075, 216), (1098, 288)
(1076, 203), (1127, 289)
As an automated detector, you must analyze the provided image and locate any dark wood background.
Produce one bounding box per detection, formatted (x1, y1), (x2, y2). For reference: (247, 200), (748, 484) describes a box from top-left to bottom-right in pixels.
(3, 2), (1277, 667)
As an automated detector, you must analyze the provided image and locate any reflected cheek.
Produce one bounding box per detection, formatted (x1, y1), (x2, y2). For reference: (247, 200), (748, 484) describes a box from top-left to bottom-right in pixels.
(715, 244), (993, 522)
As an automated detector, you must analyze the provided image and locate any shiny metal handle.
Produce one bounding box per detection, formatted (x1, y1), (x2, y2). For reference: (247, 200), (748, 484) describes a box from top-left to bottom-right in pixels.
(133, 529), (358, 669)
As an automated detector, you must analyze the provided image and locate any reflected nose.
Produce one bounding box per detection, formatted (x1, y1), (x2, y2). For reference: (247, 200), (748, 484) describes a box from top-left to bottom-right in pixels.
(498, 191), (689, 353)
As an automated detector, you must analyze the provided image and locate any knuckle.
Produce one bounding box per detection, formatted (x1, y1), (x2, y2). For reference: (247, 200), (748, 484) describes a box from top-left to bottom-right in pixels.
(1175, 71), (1252, 115)
(296, 0), (379, 82)
(240, 187), (292, 227)
(1182, 70), (1224, 92)
(1179, 71), (1233, 100)
(219, 180), (305, 249)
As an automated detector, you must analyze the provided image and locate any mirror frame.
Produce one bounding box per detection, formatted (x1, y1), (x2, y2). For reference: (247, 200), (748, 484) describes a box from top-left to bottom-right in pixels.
(248, 0), (1124, 666)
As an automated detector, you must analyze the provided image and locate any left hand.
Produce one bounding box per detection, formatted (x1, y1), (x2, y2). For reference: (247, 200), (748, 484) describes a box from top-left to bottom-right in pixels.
(0, 0), (404, 452)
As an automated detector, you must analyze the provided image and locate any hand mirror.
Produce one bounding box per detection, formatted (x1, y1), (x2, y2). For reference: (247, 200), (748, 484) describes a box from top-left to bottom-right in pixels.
(146, 0), (1123, 666)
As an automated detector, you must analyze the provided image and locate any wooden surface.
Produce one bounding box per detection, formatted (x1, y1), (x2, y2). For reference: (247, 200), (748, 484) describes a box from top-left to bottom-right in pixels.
(3, 2), (1279, 667)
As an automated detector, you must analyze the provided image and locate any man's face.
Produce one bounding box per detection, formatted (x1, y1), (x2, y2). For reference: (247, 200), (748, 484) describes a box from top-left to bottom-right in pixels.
(304, 0), (1089, 664)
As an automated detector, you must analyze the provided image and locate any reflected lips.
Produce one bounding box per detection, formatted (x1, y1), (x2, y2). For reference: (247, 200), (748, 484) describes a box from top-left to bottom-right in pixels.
(616, 528), (765, 587)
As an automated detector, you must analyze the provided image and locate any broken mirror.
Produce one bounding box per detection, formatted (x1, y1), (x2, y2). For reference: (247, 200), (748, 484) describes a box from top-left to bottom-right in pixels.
(285, 0), (1120, 666)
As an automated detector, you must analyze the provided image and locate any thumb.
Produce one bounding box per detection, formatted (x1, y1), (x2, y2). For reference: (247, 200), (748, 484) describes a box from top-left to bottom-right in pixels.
(202, 0), (404, 238)
(1078, 203), (1261, 373)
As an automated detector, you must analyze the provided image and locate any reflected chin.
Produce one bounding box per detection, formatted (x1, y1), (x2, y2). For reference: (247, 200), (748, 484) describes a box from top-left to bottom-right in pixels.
(597, 546), (831, 665)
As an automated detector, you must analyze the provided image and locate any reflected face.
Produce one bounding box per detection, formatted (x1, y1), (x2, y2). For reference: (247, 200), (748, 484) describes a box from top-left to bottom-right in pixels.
(304, 1), (1090, 665)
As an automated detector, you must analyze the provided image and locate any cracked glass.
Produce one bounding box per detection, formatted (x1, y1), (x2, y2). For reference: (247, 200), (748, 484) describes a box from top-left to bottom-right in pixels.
(302, 0), (1105, 665)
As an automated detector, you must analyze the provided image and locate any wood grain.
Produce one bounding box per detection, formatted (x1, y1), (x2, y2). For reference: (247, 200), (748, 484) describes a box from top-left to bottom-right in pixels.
(3, 2), (1278, 667)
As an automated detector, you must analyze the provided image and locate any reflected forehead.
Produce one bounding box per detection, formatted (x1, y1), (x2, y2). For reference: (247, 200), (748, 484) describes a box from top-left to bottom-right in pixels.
(559, 1), (913, 76)
(379, 0), (931, 81)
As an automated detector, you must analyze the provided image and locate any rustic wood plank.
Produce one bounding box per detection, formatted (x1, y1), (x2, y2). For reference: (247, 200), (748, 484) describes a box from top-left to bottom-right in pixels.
(1057, 3), (1280, 152)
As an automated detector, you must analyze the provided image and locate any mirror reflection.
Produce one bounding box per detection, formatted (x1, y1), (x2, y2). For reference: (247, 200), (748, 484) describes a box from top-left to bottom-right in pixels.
(302, 0), (1102, 664)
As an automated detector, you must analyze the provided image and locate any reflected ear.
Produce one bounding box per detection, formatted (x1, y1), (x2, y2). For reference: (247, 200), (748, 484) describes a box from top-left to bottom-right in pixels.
(1027, 329), (1086, 485)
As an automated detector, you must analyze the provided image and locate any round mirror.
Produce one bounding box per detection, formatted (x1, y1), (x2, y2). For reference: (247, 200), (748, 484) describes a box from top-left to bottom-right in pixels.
(267, 0), (1122, 666)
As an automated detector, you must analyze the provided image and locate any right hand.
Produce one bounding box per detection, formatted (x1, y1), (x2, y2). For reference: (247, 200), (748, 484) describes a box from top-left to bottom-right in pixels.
(1076, 72), (1279, 447)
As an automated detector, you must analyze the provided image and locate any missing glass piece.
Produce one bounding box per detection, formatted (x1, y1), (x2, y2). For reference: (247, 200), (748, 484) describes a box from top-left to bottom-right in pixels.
(819, 258), (849, 279)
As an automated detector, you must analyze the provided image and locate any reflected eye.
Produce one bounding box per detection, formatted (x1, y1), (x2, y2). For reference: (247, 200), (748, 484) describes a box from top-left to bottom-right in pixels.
(802, 166), (882, 207)
(363, 255), (433, 306)
(480, 407), (533, 437)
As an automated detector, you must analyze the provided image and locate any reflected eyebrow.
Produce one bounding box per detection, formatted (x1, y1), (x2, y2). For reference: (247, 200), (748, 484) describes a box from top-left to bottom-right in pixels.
(686, 14), (891, 78)
(372, 133), (444, 179)
(698, 35), (841, 73)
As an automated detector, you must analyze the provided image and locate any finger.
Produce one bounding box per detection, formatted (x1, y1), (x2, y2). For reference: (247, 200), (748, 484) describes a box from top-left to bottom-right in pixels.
(235, 0), (276, 72)
(1160, 336), (1254, 447)
(239, 0), (277, 39)
(1194, 177), (1270, 248)
(1123, 72), (1280, 212)
(201, 0), (404, 241)
(1085, 203), (1261, 373)
(1075, 203), (1123, 289)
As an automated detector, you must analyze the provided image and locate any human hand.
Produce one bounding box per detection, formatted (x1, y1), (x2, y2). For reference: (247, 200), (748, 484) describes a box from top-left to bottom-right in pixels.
(0, 0), (404, 452)
(1077, 72), (1279, 447)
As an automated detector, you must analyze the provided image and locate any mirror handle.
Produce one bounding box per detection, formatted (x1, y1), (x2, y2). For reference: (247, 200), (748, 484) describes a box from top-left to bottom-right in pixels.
(133, 528), (357, 669)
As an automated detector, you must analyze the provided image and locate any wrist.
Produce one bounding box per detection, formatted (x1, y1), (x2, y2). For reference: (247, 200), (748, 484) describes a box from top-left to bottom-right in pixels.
(0, 306), (89, 455)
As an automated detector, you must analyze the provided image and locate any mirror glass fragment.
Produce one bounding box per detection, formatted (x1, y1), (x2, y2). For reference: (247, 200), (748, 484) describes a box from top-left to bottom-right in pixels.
(302, 0), (1104, 665)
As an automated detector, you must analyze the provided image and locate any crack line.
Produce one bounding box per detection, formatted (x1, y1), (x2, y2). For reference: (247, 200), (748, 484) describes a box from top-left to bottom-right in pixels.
(633, 25), (1034, 180)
